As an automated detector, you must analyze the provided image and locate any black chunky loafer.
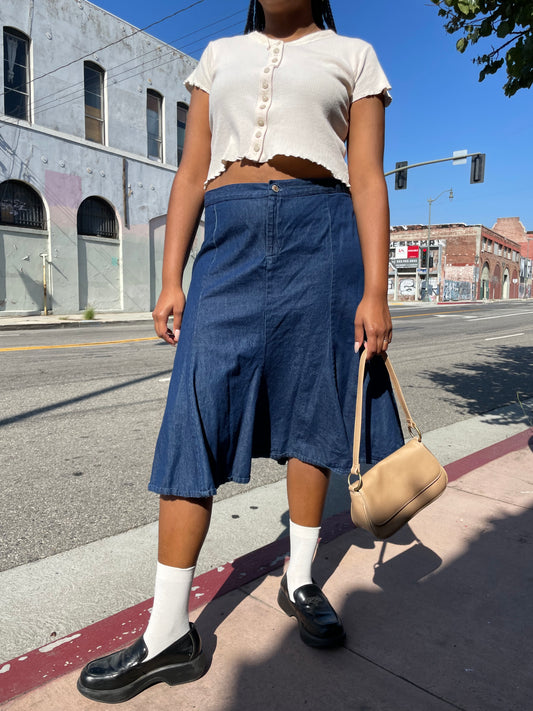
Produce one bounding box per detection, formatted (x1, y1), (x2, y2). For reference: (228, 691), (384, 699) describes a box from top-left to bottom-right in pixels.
(278, 574), (345, 648)
(77, 623), (207, 703)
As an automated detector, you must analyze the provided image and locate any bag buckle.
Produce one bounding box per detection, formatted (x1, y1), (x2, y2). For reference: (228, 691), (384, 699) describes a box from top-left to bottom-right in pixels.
(348, 466), (362, 492)
(407, 422), (422, 441)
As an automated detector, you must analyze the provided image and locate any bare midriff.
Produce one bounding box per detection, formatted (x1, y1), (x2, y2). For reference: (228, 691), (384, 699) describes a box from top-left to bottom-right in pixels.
(205, 155), (334, 191)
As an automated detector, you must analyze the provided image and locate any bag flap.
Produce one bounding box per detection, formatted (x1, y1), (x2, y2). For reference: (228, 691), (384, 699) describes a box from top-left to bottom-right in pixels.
(358, 439), (446, 526)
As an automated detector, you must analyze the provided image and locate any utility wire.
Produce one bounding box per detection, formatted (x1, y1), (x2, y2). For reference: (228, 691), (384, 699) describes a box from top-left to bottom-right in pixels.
(0, 0), (207, 99)
(31, 18), (243, 119)
(30, 10), (244, 116)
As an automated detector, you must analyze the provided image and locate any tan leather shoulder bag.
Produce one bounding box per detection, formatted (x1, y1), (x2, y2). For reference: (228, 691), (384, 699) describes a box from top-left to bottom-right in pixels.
(348, 350), (448, 539)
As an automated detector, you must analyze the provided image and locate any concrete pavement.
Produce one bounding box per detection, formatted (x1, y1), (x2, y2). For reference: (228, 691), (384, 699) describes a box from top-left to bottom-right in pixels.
(1, 427), (532, 710)
(0, 300), (466, 330)
(0, 312), (155, 330)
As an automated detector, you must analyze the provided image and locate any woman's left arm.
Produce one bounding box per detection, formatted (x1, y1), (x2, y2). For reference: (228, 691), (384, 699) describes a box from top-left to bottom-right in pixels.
(347, 95), (392, 359)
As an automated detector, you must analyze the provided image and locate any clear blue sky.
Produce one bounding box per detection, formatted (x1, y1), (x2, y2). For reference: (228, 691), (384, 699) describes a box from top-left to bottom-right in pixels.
(94, 0), (533, 231)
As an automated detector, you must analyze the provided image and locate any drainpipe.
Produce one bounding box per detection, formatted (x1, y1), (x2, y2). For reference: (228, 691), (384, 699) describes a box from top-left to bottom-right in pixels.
(39, 252), (48, 315)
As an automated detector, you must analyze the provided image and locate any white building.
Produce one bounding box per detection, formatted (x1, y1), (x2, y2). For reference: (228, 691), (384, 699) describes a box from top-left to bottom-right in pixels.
(1, 0), (202, 315)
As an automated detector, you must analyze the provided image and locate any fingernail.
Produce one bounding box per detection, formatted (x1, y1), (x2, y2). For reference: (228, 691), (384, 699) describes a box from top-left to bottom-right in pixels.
(174, 329), (180, 341)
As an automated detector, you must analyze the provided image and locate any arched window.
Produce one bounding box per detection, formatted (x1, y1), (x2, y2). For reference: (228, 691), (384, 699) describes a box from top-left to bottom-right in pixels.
(3, 27), (30, 120)
(77, 197), (118, 239)
(0, 180), (45, 228)
(84, 61), (105, 144)
(177, 101), (188, 164)
(147, 89), (163, 161)
(480, 262), (489, 300)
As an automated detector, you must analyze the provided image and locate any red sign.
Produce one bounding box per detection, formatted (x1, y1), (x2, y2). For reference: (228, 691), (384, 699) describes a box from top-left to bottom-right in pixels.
(407, 246), (419, 258)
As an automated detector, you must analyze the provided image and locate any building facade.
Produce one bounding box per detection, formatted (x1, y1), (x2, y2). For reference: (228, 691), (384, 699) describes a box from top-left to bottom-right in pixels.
(1, 0), (201, 315)
(389, 218), (531, 302)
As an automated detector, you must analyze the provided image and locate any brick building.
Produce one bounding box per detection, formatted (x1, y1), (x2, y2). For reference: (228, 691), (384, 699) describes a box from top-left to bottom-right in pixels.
(493, 218), (533, 299)
(389, 218), (530, 302)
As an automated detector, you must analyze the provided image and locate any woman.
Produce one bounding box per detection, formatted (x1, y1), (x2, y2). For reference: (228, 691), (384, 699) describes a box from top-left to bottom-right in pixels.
(77, 0), (403, 702)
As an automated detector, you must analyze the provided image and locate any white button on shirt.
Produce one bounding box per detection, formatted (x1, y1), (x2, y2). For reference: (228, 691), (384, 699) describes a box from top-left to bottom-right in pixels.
(185, 30), (392, 188)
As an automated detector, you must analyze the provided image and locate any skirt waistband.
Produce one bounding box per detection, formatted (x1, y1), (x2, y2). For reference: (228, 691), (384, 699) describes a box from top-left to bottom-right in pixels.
(204, 178), (350, 206)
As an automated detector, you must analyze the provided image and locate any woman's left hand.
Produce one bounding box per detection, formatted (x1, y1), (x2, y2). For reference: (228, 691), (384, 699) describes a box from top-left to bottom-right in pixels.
(354, 294), (392, 359)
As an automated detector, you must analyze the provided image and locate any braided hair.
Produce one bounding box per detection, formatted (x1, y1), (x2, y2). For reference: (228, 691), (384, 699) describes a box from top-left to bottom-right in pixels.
(244, 0), (337, 34)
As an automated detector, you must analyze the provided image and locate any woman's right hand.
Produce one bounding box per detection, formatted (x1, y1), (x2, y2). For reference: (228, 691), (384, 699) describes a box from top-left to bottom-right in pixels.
(152, 286), (186, 346)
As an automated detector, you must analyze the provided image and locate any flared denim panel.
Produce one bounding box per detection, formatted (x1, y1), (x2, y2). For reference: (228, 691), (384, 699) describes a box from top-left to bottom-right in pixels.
(149, 178), (403, 497)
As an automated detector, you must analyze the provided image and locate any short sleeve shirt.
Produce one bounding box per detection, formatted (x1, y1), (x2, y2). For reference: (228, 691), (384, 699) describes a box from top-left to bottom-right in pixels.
(185, 29), (391, 188)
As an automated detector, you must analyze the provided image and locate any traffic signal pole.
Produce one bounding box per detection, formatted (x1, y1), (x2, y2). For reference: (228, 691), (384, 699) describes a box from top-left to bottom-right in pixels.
(388, 151), (484, 301)
(423, 189), (453, 301)
(385, 152), (486, 183)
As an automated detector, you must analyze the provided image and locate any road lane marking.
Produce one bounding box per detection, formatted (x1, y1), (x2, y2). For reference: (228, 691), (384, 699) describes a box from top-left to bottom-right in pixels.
(484, 332), (525, 341)
(391, 308), (482, 320)
(158, 377), (171, 382)
(0, 307), (526, 349)
(470, 310), (533, 321)
(0, 337), (158, 352)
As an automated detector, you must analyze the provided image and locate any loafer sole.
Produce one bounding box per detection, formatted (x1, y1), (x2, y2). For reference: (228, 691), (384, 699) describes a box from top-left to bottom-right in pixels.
(76, 651), (208, 704)
(278, 587), (345, 649)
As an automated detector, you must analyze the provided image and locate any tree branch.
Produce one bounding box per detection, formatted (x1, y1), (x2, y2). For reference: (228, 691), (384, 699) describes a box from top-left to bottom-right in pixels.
(483, 30), (528, 59)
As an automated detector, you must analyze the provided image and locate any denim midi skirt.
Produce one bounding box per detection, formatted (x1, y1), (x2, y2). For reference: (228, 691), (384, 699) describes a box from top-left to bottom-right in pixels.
(149, 178), (404, 498)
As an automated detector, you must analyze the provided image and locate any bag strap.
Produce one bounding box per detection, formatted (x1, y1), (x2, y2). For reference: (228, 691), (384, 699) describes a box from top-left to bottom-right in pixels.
(350, 350), (422, 485)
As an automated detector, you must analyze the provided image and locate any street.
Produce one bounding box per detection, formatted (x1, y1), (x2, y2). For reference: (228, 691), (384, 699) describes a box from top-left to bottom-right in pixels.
(1, 300), (532, 573)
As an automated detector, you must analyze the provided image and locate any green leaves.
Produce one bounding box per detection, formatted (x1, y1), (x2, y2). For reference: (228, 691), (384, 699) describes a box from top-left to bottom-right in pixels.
(479, 18), (493, 36)
(431, 0), (533, 96)
(496, 19), (513, 37)
(457, 0), (479, 16)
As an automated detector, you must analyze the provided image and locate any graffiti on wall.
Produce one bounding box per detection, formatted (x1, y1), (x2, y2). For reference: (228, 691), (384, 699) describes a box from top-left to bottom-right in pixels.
(443, 280), (474, 301)
(399, 278), (416, 296)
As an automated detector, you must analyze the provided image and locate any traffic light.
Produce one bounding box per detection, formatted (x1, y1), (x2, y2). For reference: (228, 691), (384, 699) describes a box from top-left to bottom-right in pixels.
(470, 153), (486, 184)
(394, 161), (408, 190)
(420, 247), (428, 268)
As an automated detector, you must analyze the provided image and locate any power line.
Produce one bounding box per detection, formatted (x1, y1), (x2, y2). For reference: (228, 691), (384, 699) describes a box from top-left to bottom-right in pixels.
(29, 16), (242, 116)
(30, 12), (244, 117)
(0, 0), (207, 100)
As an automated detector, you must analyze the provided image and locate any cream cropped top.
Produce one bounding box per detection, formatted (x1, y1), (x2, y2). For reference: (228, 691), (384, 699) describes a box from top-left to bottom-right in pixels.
(184, 29), (392, 188)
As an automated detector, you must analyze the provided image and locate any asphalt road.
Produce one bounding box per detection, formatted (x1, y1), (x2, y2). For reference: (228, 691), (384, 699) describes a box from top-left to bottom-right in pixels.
(1, 300), (532, 572)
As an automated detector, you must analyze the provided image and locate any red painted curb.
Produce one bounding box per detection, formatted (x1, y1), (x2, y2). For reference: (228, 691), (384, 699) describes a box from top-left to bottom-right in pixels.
(0, 510), (353, 705)
(1, 429), (531, 703)
(445, 427), (532, 482)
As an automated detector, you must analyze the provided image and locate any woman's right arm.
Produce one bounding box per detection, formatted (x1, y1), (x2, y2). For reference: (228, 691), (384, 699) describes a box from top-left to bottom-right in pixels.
(152, 87), (211, 345)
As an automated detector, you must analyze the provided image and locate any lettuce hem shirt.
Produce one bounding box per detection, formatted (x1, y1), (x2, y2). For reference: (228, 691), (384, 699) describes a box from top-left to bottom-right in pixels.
(184, 29), (392, 189)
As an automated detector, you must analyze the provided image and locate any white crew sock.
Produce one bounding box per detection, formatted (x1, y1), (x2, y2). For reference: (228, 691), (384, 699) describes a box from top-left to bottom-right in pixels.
(286, 520), (321, 602)
(143, 562), (195, 661)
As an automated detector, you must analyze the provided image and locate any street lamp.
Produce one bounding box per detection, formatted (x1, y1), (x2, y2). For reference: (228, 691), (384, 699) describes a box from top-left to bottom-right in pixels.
(526, 236), (533, 298)
(422, 188), (453, 302)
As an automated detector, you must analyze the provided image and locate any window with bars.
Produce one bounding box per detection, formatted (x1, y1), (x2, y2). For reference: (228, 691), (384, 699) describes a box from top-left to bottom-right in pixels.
(147, 89), (163, 161)
(0, 180), (45, 229)
(177, 101), (188, 164)
(77, 197), (118, 239)
(84, 62), (105, 144)
(3, 27), (30, 120)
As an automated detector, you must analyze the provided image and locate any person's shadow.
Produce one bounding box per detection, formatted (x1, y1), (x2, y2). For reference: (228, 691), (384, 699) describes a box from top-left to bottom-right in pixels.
(190, 500), (533, 711)
(191, 459), (432, 661)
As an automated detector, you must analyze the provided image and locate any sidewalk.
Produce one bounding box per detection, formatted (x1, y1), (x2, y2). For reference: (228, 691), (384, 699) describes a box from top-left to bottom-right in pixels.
(1, 428), (531, 710)
(0, 312), (154, 330)
(0, 299), (504, 330)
